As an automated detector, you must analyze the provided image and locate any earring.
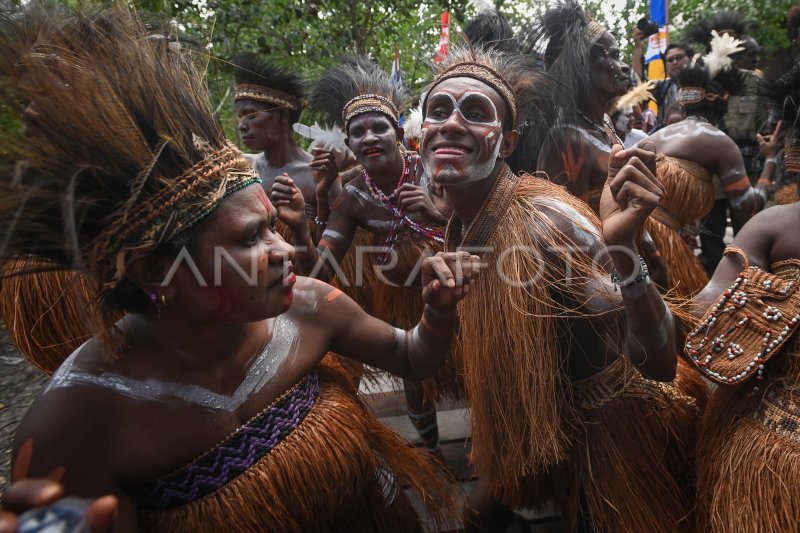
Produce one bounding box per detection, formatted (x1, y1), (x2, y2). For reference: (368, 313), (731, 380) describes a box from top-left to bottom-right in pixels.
(149, 291), (157, 303)
(160, 293), (167, 305)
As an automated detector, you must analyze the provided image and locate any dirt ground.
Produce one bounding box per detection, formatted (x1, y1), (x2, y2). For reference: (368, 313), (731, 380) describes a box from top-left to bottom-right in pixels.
(0, 327), (48, 491)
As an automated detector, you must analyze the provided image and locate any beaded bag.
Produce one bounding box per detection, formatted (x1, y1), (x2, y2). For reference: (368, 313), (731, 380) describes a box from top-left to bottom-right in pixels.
(685, 247), (800, 385)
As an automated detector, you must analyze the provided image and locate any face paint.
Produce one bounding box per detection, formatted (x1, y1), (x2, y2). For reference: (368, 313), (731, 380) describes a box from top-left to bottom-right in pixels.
(420, 79), (509, 189)
(423, 91), (501, 127)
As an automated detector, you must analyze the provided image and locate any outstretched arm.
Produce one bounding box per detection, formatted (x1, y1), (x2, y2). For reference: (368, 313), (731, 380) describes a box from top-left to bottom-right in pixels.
(600, 142), (677, 381)
(314, 251), (481, 380)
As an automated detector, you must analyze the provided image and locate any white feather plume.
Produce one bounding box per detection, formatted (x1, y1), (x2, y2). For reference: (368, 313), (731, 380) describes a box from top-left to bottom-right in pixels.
(293, 121), (353, 161)
(404, 106), (423, 140)
(468, 0), (495, 14)
(703, 30), (744, 78)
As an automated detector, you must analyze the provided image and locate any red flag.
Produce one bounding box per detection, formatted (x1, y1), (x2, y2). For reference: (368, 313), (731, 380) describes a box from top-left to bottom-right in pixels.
(434, 11), (449, 63)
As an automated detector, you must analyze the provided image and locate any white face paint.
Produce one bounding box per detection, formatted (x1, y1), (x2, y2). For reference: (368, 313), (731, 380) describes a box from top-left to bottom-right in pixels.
(45, 316), (299, 412)
(614, 108), (633, 134)
(423, 91), (501, 127)
(421, 87), (506, 188)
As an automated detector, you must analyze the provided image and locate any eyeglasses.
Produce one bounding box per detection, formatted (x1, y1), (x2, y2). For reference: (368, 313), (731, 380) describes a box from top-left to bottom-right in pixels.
(666, 53), (687, 64)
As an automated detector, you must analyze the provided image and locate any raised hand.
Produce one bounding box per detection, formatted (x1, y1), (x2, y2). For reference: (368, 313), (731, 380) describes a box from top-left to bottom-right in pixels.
(0, 479), (117, 533)
(600, 142), (664, 249)
(271, 173), (307, 228)
(310, 148), (339, 197)
(421, 251), (482, 308)
(757, 120), (783, 159)
(397, 183), (447, 223)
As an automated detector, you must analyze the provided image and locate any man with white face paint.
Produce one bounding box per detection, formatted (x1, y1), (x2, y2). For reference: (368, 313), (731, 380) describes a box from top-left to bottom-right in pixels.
(421, 45), (706, 532)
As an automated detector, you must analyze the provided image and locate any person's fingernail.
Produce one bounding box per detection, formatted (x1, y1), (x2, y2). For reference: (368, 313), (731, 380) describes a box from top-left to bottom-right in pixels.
(39, 483), (63, 503)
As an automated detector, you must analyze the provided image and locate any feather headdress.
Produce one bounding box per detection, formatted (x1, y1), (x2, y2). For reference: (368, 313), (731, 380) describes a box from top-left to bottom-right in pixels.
(310, 55), (408, 130)
(703, 30), (745, 78)
(684, 11), (751, 51)
(0, 5), (258, 346)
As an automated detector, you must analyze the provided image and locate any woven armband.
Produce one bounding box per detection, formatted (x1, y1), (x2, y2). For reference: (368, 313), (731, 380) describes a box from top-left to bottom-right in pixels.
(685, 266), (800, 385)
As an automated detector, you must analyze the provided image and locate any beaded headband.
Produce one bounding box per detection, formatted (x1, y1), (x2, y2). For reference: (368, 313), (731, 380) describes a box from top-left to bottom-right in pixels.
(88, 141), (260, 286)
(678, 86), (728, 105)
(235, 83), (301, 111)
(586, 21), (607, 44)
(342, 94), (400, 128)
(425, 62), (518, 127)
(785, 139), (800, 173)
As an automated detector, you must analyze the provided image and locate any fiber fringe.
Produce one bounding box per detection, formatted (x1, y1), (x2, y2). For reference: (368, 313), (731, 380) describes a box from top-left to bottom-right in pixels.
(774, 183), (799, 205)
(137, 360), (458, 532)
(456, 177), (705, 530)
(455, 177), (605, 498)
(646, 218), (709, 298)
(0, 257), (99, 373)
(565, 358), (705, 532)
(646, 154), (716, 298)
(697, 336), (800, 532)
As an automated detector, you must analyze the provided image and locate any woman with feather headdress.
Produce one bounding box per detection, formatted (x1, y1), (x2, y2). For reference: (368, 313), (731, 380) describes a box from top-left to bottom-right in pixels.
(645, 32), (781, 298)
(684, 60), (800, 532)
(270, 57), (460, 463)
(1, 6), (470, 530)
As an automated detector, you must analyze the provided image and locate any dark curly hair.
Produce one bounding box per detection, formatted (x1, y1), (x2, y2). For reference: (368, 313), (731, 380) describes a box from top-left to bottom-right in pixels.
(234, 53), (306, 123)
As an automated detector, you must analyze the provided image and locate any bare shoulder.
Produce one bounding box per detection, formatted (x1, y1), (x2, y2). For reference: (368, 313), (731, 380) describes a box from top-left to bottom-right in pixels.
(13, 346), (118, 486)
(528, 192), (603, 251)
(286, 277), (359, 319)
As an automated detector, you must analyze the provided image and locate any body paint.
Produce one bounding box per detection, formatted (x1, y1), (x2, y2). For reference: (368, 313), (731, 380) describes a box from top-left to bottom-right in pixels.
(45, 316), (299, 412)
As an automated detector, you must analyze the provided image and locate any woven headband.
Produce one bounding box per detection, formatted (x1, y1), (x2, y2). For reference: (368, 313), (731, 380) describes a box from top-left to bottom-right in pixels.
(678, 86), (729, 105)
(425, 62), (518, 126)
(88, 141), (260, 287)
(342, 94), (400, 128)
(235, 83), (301, 111)
(586, 20), (607, 44)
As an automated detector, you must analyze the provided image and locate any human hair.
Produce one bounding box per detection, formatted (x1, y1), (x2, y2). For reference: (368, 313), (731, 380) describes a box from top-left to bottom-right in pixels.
(234, 53), (306, 123)
(463, 8), (519, 54)
(310, 55), (407, 132)
(666, 42), (695, 58)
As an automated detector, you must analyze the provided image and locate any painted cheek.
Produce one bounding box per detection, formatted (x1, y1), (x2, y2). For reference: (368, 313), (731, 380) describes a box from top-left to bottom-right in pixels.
(204, 286), (236, 319)
(480, 127), (501, 158)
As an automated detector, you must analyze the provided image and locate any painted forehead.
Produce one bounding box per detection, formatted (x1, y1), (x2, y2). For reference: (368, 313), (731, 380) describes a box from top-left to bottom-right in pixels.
(427, 77), (508, 118)
(348, 110), (395, 129)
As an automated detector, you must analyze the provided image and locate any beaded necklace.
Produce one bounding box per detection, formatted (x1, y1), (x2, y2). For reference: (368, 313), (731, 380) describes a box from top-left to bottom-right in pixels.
(577, 111), (623, 146)
(362, 152), (445, 264)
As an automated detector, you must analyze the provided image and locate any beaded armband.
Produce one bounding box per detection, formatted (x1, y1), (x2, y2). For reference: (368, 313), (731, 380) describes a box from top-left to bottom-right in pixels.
(685, 262), (800, 385)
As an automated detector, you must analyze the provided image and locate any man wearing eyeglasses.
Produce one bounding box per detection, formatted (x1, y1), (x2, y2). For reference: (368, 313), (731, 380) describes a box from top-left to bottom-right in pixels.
(632, 29), (694, 131)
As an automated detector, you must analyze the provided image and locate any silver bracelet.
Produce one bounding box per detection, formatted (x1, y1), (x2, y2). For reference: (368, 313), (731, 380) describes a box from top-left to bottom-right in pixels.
(611, 255), (650, 290)
(314, 216), (327, 226)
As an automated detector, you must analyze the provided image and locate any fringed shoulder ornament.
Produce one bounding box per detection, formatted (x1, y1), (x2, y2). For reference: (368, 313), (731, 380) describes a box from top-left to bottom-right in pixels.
(685, 246), (800, 385)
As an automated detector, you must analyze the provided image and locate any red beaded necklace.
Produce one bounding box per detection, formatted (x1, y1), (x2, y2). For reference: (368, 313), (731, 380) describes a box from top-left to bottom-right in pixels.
(361, 152), (444, 264)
